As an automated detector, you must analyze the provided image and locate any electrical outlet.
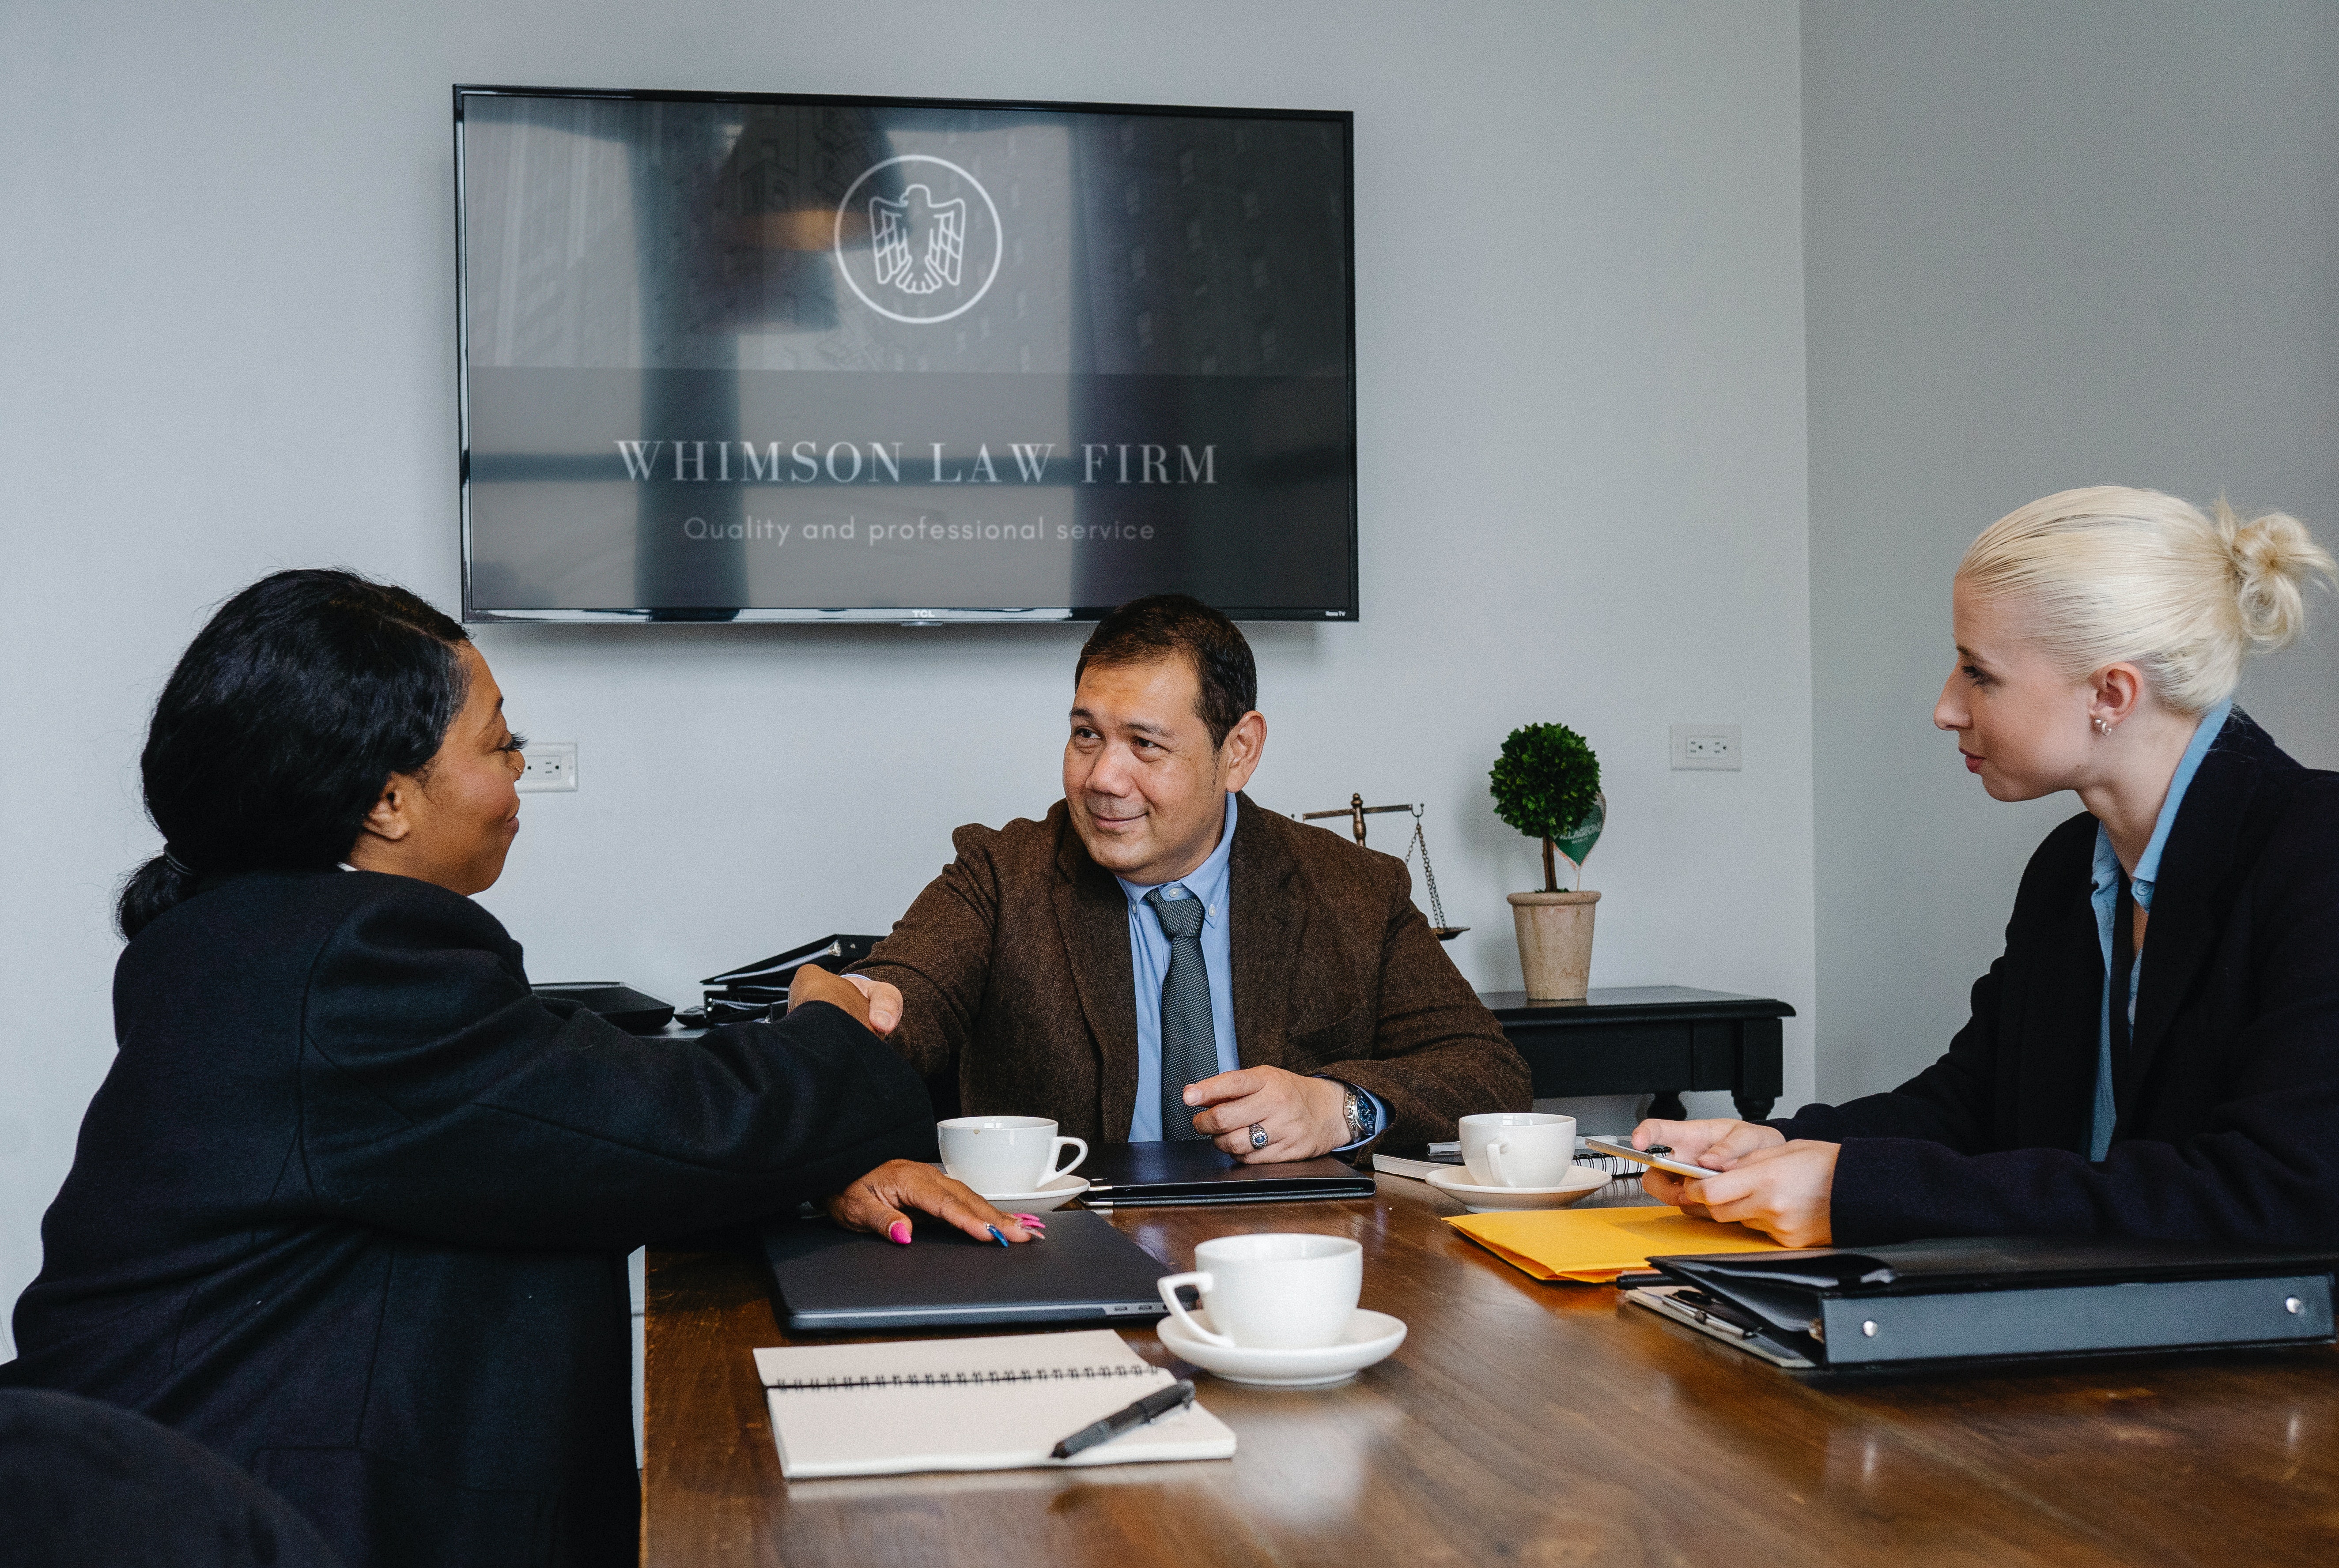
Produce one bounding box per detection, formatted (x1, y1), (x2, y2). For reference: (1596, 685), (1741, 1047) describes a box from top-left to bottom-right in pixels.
(1670, 724), (1742, 771)
(518, 743), (578, 792)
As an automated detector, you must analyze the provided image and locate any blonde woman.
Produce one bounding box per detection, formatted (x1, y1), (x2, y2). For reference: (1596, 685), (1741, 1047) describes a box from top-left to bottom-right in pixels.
(1639, 486), (2339, 1247)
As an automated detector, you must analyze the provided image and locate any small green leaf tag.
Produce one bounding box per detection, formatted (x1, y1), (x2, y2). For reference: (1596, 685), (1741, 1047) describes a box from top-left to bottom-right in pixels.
(1552, 790), (1604, 872)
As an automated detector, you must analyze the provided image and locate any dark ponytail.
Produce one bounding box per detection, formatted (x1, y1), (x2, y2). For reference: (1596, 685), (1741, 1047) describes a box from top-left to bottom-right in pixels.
(118, 570), (470, 939)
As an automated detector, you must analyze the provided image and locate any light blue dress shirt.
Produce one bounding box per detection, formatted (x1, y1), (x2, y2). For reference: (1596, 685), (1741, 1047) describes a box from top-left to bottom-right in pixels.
(1117, 793), (1384, 1145)
(1119, 793), (1241, 1140)
(2086, 699), (2231, 1160)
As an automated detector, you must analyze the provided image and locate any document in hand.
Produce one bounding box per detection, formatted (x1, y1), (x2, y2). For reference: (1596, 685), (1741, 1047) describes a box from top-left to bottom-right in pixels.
(1447, 1206), (1782, 1283)
(752, 1329), (1238, 1478)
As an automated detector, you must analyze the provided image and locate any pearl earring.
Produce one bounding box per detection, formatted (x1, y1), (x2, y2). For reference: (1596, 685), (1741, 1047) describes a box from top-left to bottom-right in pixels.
(2094, 717), (2112, 735)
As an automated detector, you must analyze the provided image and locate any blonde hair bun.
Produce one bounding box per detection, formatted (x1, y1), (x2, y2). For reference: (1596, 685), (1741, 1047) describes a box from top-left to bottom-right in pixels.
(2222, 500), (2331, 653)
(1958, 485), (2335, 714)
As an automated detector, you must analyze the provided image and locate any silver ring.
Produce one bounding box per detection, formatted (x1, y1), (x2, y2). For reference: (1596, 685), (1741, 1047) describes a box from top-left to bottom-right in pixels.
(1248, 1123), (1269, 1150)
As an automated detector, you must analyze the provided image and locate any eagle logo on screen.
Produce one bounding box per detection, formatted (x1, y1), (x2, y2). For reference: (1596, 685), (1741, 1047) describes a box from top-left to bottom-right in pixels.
(868, 185), (965, 296)
(834, 155), (1003, 325)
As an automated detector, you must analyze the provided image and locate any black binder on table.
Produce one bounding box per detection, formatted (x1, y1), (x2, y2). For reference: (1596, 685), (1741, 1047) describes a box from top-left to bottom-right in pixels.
(758, 1209), (1171, 1333)
(1623, 1236), (2339, 1373)
(702, 935), (883, 991)
(1077, 1140), (1376, 1209)
(694, 935), (884, 1025)
(530, 983), (675, 1034)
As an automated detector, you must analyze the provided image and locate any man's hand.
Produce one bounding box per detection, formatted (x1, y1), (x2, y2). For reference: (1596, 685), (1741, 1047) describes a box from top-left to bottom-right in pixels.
(785, 964), (903, 1037)
(840, 972), (903, 1036)
(1631, 1116), (1782, 1172)
(1644, 1138), (1839, 1248)
(825, 1159), (1040, 1246)
(1180, 1066), (1349, 1162)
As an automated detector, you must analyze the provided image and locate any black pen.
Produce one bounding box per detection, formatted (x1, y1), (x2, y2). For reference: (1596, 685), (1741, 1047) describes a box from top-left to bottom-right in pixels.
(1049, 1379), (1196, 1460)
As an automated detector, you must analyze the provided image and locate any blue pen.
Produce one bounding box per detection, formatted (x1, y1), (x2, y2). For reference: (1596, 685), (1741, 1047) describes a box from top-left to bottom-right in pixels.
(986, 1225), (1010, 1247)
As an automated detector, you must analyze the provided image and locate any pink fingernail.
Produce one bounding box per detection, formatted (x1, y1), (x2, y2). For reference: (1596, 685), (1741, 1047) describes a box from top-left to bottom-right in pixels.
(888, 1221), (912, 1245)
(1013, 1214), (1047, 1227)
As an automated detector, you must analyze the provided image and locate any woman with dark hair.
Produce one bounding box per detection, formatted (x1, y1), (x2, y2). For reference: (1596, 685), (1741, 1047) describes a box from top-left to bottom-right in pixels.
(2, 569), (1032, 1568)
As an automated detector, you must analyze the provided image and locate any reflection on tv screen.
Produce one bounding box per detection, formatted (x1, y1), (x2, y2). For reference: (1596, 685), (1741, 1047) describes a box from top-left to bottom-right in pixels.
(457, 89), (1356, 621)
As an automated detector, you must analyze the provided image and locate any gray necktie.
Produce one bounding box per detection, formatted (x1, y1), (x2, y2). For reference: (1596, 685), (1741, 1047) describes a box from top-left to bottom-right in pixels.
(1145, 887), (1217, 1141)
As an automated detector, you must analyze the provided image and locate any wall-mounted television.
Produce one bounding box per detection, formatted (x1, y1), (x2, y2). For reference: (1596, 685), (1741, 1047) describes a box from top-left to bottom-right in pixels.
(454, 86), (1357, 623)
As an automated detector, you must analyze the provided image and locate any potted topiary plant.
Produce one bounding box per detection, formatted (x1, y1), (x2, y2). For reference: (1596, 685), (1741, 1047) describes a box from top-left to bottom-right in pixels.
(1489, 723), (1606, 1000)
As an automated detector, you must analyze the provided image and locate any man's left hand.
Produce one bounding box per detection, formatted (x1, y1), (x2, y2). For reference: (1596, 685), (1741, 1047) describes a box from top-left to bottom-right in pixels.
(1644, 1138), (1839, 1248)
(1181, 1066), (1349, 1162)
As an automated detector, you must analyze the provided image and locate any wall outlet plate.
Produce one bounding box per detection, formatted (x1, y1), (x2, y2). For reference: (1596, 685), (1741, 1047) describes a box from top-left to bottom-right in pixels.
(1670, 724), (1741, 771)
(518, 743), (578, 792)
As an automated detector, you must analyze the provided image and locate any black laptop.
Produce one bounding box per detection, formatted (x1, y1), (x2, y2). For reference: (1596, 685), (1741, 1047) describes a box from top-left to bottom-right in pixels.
(1077, 1140), (1377, 1208)
(758, 1209), (1172, 1333)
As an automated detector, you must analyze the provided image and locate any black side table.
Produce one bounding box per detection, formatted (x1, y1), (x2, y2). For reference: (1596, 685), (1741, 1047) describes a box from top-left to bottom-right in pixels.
(1478, 986), (1794, 1123)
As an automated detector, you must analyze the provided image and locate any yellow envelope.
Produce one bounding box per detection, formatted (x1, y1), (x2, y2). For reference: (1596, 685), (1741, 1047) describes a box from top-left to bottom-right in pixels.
(1448, 1205), (1784, 1283)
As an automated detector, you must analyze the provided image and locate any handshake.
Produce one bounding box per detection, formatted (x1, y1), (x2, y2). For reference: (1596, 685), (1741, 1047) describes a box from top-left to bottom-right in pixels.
(785, 962), (903, 1036)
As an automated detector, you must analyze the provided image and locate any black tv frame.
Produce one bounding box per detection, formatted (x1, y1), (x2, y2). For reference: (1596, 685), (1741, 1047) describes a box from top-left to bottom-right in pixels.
(452, 83), (1360, 626)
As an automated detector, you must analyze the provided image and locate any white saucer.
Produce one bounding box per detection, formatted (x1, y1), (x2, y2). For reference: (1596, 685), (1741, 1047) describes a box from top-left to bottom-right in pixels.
(1157, 1307), (1407, 1387)
(1425, 1163), (1609, 1212)
(971, 1172), (1090, 1213)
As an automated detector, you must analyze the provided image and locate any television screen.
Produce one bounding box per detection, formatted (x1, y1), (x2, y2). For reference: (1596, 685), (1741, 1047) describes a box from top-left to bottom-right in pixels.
(454, 87), (1357, 622)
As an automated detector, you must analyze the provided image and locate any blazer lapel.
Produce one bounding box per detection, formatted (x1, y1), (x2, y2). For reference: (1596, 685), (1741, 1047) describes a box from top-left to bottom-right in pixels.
(1228, 793), (1303, 1066)
(1050, 814), (1141, 1138)
(2016, 871), (2107, 1155)
(2126, 714), (2290, 1117)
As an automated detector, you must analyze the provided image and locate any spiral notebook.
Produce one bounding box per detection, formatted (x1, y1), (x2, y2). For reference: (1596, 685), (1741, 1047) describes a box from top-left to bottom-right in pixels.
(752, 1329), (1238, 1478)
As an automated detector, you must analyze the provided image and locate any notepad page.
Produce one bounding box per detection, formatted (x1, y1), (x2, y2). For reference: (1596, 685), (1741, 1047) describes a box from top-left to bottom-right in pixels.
(753, 1329), (1237, 1478)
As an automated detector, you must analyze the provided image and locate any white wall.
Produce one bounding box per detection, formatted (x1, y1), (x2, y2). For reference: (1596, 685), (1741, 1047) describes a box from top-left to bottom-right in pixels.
(0, 0), (1815, 1356)
(1803, 0), (2339, 1102)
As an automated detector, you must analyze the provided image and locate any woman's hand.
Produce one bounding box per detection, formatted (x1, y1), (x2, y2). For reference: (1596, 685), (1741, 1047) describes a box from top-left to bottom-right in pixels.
(1631, 1116), (1783, 1172)
(824, 1159), (1043, 1247)
(786, 963), (903, 1037)
(1646, 1139), (1839, 1248)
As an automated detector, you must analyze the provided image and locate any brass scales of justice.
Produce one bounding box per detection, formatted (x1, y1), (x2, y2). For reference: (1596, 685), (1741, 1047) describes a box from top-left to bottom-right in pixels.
(1290, 795), (1468, 941)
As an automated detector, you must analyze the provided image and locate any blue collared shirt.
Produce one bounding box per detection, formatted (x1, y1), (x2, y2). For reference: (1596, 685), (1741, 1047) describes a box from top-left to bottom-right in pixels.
(2086, 700), (2231, 1159)
(1117, 793), (1384, 1145)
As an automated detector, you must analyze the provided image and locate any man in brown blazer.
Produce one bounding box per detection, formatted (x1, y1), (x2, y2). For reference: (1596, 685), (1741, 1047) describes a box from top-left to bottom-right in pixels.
(852, 595), (1530, 1161)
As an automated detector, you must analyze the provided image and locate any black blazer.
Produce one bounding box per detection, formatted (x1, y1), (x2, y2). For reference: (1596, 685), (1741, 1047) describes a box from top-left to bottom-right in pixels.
(1, 870), (936, 1568)
(1776, 709), (2339, 1246)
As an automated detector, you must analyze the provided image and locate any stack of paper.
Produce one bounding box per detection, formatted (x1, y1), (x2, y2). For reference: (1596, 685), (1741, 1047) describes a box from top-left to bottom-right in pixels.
(1448, 1206), (1782, 1283)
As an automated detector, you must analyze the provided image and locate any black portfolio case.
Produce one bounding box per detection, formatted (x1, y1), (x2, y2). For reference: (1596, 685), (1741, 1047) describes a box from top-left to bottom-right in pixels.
(702, 935), (883, 990)
(1077, 1140), (1376, 1208)
(1626, 1236), (2339, 1372)
(759, 1209), (1172, 1333)
(530, 983), (676, 1034)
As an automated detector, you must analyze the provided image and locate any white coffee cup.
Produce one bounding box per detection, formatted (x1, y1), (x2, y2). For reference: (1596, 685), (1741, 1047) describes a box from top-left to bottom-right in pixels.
(936, 1116), (1088, 1195)
(1459, 1112), (1576, 1187)
(1155, 1233), (1363, 1351)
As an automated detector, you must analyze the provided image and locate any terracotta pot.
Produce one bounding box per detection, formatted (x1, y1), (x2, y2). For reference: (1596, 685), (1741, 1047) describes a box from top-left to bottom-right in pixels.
(1507, 890), (1600, 1000)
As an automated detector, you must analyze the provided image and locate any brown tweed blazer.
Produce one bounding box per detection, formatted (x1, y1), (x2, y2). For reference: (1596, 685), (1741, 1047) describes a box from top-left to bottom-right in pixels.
(856, 792), (1531, 1151)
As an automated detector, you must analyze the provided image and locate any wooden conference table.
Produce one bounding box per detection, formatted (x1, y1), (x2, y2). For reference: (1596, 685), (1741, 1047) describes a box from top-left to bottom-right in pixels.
(644, 1177), (2339, 1567)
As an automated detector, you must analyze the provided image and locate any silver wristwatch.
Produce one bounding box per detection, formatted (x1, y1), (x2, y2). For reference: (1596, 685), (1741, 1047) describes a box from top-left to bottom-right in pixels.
(1340, 1082), (1377, 1145)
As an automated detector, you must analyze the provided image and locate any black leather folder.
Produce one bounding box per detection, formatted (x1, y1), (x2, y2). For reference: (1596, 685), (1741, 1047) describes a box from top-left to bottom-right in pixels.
(529, 983), (675, 1034)
(1077, 1140), (1376, 1208)
(1625, 1236), (2339, 1372)
(702, 935), (882, 989)
(758, 1209), (1172, 1332)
